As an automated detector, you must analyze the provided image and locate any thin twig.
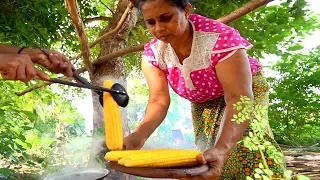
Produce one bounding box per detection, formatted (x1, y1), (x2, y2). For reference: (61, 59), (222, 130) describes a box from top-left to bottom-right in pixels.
(89, 3), (133, 49)
(70, 3), (134, 61)
(84, 16), (112, 24)
(15, 82), (52, 96)
(217, 0), (274, 24)
(99, 0), (114, 15)
(15, 76), (74, 96)
(65, 0), (94, 78)
(253, 131), (273, 180)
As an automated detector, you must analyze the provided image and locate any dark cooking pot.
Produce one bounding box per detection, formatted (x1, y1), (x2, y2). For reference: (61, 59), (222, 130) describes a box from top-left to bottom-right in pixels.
(43, 168), (110, 180)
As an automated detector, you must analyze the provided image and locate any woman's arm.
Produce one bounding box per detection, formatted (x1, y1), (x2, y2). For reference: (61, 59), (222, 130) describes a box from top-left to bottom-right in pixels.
(213, 49), (254, 156)
(134, 58), (171, 140)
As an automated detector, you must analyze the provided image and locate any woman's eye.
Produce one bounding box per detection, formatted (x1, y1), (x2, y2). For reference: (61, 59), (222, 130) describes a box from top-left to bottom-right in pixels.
(160, 15), (172, 22)
(146, 20), (156, 26)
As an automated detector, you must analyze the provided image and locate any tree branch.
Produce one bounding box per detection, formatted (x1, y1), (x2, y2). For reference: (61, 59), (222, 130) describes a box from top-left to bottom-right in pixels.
(65, 0), (94, 78)
(75, 43), (145, 74)
(84, 16), (112, 24)
(217, 0), (274, 24)
(89, 3), (134, 49)
(15, 76), (74, 96)
(15, 82), (52, 96)
(70, 3), (134, 61)
(17, 0), (274, 96)
(74, 0), (275, 75)
(99, 0), (114, 15)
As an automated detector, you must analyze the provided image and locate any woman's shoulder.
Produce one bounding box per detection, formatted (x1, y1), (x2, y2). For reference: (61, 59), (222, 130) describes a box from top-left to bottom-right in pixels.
(189, 14), (236, 34)
(189, 14), (253, 52)
(144, 38), (158, 50)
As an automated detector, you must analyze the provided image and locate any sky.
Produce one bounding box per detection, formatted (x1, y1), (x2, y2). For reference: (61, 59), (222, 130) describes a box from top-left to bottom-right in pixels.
(73, 0), (320, 134)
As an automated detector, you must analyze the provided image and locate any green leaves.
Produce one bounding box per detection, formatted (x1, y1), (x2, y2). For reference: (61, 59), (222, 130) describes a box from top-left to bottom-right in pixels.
(253, 168), (273, 180)
(231, 95), (253, 124)
(268, 47), (320, 146)
(288, 44), (305, 51)
(0, 79), (85, 178)
(0, 0), (98, 51)
(297, 175), (311, 180)
(246, 176), (254, 180)
(233, 96), (289, 179)
(192, 0), (319, 60)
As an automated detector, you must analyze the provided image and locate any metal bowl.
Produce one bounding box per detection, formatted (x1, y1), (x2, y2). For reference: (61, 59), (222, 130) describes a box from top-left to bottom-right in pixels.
(43, 168), (110, 180)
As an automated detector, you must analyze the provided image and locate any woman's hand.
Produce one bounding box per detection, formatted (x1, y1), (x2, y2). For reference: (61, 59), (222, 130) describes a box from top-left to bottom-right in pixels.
(21, 48), (75, 77)
(180, 148), (229, 180)
(123, 131), (147, 150)
(0, 54), (49, 82)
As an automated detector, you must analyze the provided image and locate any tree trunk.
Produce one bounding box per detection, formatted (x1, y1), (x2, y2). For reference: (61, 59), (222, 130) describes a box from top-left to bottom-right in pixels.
(88, 0), (138, 179)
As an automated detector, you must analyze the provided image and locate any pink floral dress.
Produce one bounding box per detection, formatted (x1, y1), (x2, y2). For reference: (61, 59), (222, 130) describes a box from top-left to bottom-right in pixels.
(142, 14), (262, 103)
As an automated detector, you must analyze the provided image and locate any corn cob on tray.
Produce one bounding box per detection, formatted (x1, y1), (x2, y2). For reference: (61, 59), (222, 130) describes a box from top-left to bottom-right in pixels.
(105, 149), (209, 178)
(103, 80), (209, 178)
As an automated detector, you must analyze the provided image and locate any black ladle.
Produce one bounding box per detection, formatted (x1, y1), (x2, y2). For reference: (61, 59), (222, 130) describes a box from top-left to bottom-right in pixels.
(97, 83), (129, 108)
(71, 73), (129, 108)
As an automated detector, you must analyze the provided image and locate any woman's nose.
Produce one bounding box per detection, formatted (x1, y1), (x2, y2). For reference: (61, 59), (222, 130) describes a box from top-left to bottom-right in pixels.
(155, 22), (166, 33)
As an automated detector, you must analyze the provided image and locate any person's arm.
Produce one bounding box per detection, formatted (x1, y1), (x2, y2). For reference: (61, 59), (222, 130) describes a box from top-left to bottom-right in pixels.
(0, 44), (74, 77)
(0, 44), (45, 57)
(0, 54), (49, 81)
(213, 49), (254, 156)
(134, 58), (171, 140)
(0, 44), (23, 54)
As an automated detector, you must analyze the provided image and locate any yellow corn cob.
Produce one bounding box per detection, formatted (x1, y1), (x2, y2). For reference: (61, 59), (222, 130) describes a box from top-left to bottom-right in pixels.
(105, 149), (172, 162)
(103, 80), (123, 150)
(117, 149), (205, 168)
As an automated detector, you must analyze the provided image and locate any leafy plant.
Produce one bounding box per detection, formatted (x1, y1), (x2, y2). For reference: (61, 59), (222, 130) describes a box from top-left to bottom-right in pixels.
(232, 96), (310, 180)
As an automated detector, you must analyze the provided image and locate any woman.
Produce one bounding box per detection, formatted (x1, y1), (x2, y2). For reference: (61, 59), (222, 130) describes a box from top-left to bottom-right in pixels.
(124, 0), (284, 179)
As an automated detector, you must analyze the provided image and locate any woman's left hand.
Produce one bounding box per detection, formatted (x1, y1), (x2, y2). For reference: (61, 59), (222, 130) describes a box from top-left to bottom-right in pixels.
(181, 148), (229, 180)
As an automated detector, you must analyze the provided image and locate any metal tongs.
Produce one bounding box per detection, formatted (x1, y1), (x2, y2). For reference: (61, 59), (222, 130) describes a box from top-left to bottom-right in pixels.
(40, 48), (129, 108)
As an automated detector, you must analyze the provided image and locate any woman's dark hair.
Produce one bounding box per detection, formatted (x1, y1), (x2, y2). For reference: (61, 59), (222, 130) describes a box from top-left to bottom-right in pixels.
(138, 0), (191, 11)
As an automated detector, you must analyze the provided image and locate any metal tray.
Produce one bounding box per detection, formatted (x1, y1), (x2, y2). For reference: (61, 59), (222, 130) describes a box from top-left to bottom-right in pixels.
(43, 168), (109, 180)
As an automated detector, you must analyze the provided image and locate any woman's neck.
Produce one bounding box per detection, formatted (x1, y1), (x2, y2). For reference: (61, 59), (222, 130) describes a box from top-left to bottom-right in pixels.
(170, 21), (193, 51)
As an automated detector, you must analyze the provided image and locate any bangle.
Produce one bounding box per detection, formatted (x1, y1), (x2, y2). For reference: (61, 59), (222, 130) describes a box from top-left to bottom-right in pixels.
(18, 47), (27, 54)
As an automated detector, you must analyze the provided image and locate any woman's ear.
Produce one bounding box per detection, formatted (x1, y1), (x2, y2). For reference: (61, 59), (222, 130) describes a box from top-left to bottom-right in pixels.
(185, 3), (192, 18)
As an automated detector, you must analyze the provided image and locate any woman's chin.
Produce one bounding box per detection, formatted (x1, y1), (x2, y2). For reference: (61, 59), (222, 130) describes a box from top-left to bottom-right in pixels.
(158, 35), (172, 43)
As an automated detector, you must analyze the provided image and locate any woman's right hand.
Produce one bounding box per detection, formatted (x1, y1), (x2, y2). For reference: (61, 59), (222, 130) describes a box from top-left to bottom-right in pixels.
(123, 131), (147, 150)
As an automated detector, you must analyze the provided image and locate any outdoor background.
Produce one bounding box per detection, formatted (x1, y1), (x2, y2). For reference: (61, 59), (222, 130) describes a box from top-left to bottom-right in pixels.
(0, 0), (319, 179)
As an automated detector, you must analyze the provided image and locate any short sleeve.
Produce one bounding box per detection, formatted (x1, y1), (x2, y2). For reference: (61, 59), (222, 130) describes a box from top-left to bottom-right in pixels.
(211, 22), (253, 64)
(142, 39), (160, 68)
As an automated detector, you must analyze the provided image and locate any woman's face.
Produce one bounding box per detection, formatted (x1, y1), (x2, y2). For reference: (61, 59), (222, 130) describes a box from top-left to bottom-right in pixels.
(141, 0), (191, 44)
